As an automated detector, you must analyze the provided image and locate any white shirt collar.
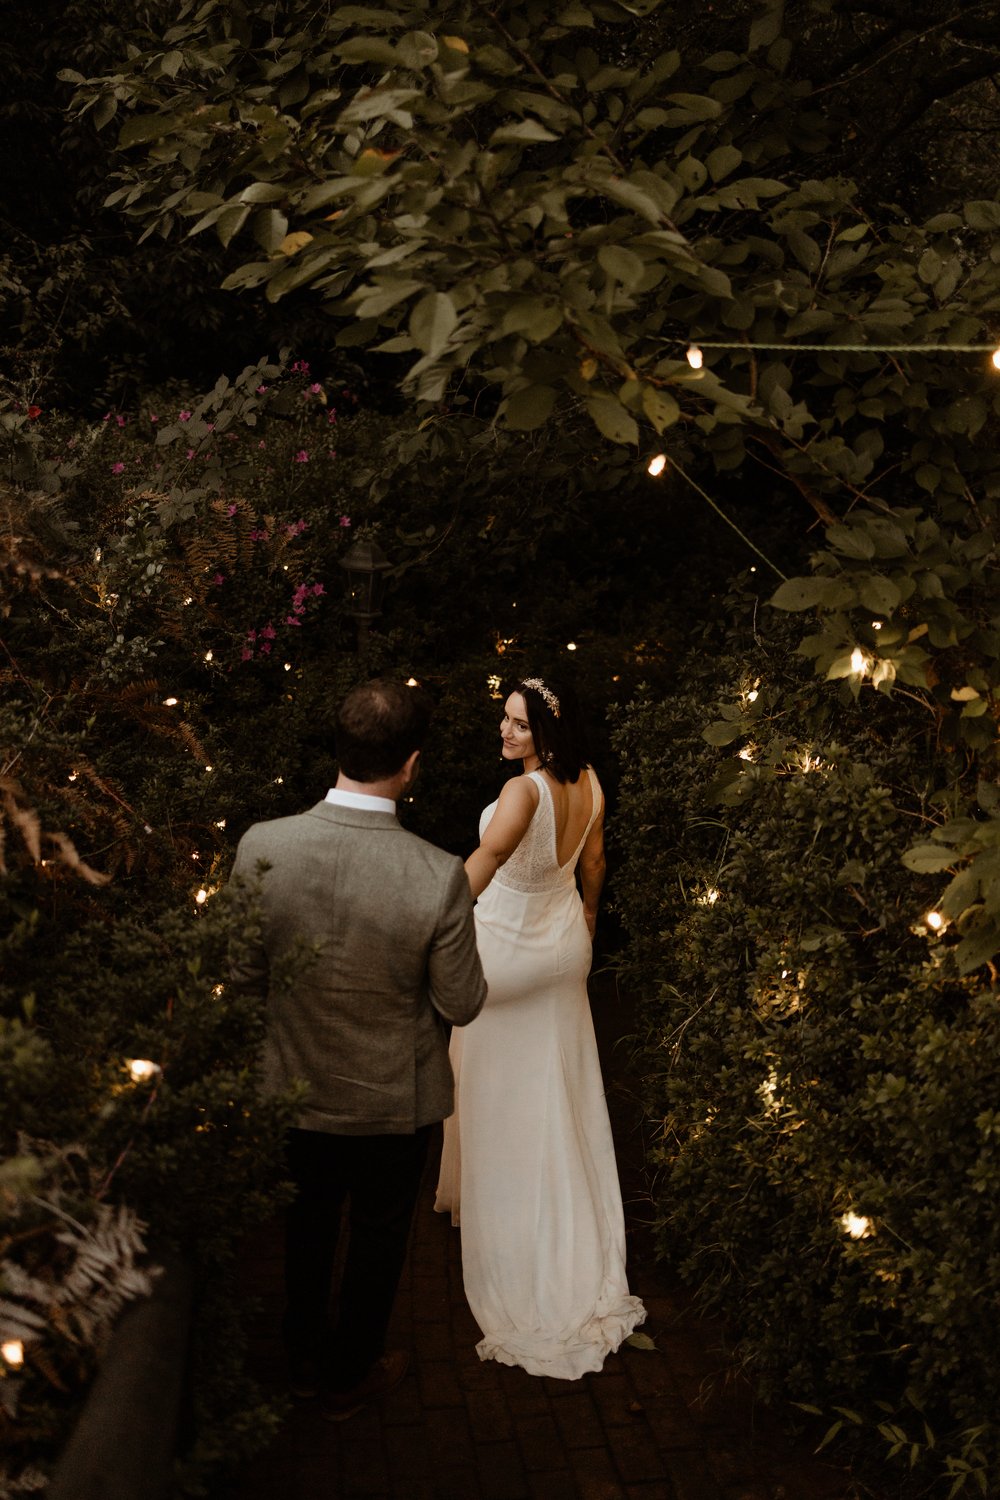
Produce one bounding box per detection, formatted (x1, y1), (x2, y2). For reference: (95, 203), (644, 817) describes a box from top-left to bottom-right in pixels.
(325, 787), (396, 814)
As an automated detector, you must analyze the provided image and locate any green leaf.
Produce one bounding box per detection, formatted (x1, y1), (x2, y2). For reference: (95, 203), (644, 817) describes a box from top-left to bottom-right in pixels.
(770, 577), (831, 611)
(409, 292), (457, 354)
(623, 1331), (658, 1350)
(586, 395), (639, 446)
(706, 144), (742, 182)
(964, 200), (1000, 231)
(901, 844), (955, 874)
(749, 0), (784, 51)
(826, 524), (876, 560)
(641, 386), (680, 433)
(505, 385), (557, 430)
(857, 575), (902, 616)
(597, 245), (645, 290)
(489, 119), (559, 145)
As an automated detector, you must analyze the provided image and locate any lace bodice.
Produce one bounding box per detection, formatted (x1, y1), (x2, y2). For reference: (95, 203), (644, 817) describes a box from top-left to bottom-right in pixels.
(480, 767), (600, 896)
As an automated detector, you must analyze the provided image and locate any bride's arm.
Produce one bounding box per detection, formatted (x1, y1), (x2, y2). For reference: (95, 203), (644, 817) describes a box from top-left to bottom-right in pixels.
(578, 797), (606, 939)
(464, 776), (539, 900)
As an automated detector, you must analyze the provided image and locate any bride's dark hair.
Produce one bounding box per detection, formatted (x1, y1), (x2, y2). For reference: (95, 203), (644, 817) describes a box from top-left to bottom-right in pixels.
(515, 676), (590, 784)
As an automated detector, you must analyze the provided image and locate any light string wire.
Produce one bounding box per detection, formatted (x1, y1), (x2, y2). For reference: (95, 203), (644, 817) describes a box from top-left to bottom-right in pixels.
(665, 455), (788, 582)
(678, 340), (999, 355)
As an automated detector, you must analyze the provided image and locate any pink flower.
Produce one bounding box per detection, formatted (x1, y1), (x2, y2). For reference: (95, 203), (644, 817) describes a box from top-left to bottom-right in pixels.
(339, 516), (351, 528)
(116, 415), (126, 428)
(309, 382), (323, 395)
(312, 582), (326, 596)
(256, 384), (268, 394)
(178, 410), (192, 421)
(111, 462), (125, 474)
(241, 646), (253, 661)
(258, 440), (266, 449)
(186, 448), (195, 459)
(293, 450), (309, 463)
(327, 409), (337, 423)
(259, 641), (272, 655)
(291, 359), (310, 374)
(249, 528), (269, 541)
(102, 412), (111, 422)
(328, 449), (337, 459)
(206, 422), (215, 431)
(213, 573), (225, 586)
(226, 504), (238, 516)
(246, 629), (257, 643)
(260, 624), (276, 640)
(285, 615), (302, 626)
(149, 413), (159, 423)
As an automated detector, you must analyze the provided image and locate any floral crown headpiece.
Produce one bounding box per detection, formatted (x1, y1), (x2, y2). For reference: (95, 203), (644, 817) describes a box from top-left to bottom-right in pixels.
(520, 677), (561, 718)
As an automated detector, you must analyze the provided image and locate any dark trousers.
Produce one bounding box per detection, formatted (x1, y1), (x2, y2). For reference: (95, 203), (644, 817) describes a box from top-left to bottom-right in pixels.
(282, 1124), (432, 1390)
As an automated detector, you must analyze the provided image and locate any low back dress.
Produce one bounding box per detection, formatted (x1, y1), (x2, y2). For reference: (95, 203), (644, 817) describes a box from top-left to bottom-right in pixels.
(434, 766), (645, 1379)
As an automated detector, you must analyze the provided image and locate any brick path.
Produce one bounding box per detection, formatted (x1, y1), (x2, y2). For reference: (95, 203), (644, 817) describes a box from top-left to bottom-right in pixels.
(226, 972), (859, 1500)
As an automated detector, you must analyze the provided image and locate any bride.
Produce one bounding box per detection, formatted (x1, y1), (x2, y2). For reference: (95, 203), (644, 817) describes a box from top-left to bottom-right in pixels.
(435, 676), (645, 1379)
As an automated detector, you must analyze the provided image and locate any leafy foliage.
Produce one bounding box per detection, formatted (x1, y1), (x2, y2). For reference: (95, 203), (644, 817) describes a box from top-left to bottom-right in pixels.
(611, 593), (999, 1494)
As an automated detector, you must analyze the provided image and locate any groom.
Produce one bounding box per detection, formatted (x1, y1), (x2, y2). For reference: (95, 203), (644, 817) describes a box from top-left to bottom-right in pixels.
(230, 678), (486, 1419)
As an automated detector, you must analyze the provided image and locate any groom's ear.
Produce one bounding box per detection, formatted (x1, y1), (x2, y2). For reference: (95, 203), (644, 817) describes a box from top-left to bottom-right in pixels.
(403, 749), (421, 785)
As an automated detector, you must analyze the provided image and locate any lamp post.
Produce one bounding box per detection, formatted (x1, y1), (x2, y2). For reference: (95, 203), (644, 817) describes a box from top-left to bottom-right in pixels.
(339, 537), (391, 653)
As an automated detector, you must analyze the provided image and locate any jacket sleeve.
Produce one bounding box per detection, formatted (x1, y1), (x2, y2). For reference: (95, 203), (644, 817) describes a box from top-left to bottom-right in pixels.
(428, 859), (487, 1026)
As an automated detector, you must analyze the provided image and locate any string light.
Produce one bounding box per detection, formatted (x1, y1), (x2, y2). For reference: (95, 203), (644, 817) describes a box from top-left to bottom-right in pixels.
(672, 338), (1000, 359)
(487, 674), (502, 697)
(738, 746), (755, 761)
(126, 1058), (161, 1083)
(1, 1340), (25, 1370)
(163, 697), (178, 706)
(872, 621), (883, 631)
(204, 764), (213, 773)
(406, 677), (419, 686)
(68, 771), (78, 781)
(212, 984), (224, 997)
(195, 888), (208, 904)
(993, 349), (1000, 371)
(840, 1210), (872, 1239)
(746, 688), (759, 703)
(284, 662), (292, 671)
(204, 650), (213, 662)
(566, 642), (577, 652)
(686, 345), (704, 369)
(697, 887), (721, 906)
(184, 596), (193, 605)
(214, 819), (226, 829)
(647, 452), (667, 476)
(925, 909), (945, 931)
(850, 647), (868, 675)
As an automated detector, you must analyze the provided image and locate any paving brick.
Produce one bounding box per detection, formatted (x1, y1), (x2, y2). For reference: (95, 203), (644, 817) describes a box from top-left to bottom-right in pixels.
(418, 1358), (465, 1409)
(340, 1435), (392, 1497)
(605, 1421), (669, 1485)
(467, 1387), (514, 1443)
(661, 1449), (723, 1500)
(589, 1372), (636, 1428)
(527, 1471), (580, 1500)
(476, 1439), (531, 1500)
(552, 1390), (604, 1448)
(511, 1410), (566, 1472)
(382, 1422), (433, 1481)
(568, 1444), (628, 1500)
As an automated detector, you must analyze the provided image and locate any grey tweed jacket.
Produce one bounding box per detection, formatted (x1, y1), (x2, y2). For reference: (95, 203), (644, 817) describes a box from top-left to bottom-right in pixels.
(230, 800), (486, 1135)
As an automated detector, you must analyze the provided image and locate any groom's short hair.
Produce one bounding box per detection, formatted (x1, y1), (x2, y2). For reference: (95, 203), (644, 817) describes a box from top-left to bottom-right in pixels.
(335, 678), (431, 782)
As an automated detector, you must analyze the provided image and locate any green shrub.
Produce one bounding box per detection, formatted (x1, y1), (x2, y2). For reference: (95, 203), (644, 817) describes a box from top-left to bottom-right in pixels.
(611, 589), (999, 1495)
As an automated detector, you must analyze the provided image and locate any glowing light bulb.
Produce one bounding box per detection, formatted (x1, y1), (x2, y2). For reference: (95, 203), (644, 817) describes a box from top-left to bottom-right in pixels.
(275, 776), (284, 784)
(850, 647), (867, 675)
(926, 910), (944, 931)
(68, 771), (78, 781)
(992, 348), (1000, 371)
(686, 344), (704, 369)
(647, 453), (667, 477)
(184, 596), (193, 606)
(738, 746), (755, 761)
(566, 642), (577, 652)
(195, 888), (208, 904)
(1, 1340), (24, 1370)
(840, 1211), (871, 1239)
(747, 689), (759, 703)
(127, 1058), (160, 1083)
(406, 677), (419, 686)
(699, 887), (721, 906)
(214, 819), (226, 829)
(284, 662), (292, 672)
(163, 697), (178, 706)
(872, 621), (883, 631)
(204, 650), (213, 662)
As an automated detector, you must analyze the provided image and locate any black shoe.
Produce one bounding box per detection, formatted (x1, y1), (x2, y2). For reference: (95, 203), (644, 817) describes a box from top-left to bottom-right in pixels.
(288, 1353), (322, 1400)
(321, 1350), (410, 1422)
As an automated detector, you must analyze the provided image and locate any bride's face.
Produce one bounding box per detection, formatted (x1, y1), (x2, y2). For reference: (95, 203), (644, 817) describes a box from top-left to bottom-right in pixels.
(500, 693), (535, 762)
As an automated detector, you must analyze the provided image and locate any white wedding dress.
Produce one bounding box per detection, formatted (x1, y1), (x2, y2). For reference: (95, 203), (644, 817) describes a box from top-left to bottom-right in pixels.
(435, 767), (645, 1379)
